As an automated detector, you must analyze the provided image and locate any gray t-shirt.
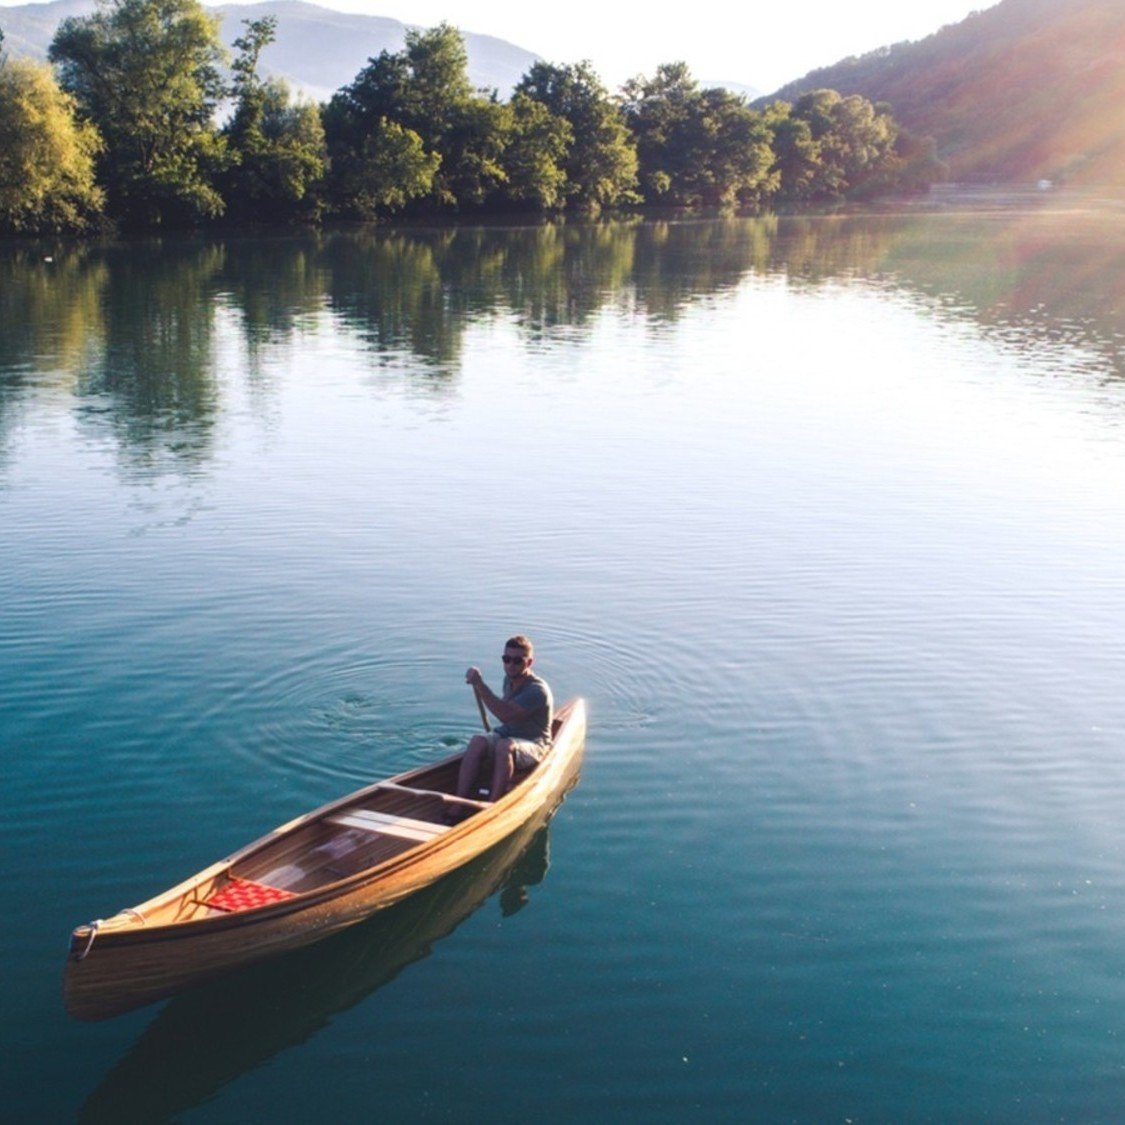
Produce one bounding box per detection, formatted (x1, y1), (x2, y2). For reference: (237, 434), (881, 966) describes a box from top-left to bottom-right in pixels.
(495, 672), (553, 745)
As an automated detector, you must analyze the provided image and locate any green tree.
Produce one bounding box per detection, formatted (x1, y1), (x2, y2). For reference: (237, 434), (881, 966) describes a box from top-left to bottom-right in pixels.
(325, 23), (513, 214)
(764, 91), (926, 202)
(0, 57), (105, 234)
(623, 63), (774, 207)
(323, 34), (440, 214)
(399, 22), (474, 149)
(516, 61), (638, 209)
(326, 116), (440, 218)
(322, 44), (398, 209)
(693, 87), (776, 207)
(229, 14), (273, 100)
(324, 46), (409, 138)
(222, 17), (326, 222)
(440, 95), (511, 207)
(806, 91), (896, 195)
(622, 62), (699, 202)
(49, 0), (228, 226)
(373, 23), (505, 207)
(500, 92), (572, 210)
(762, 101), (821, 201)
(781, 89), (902, 200)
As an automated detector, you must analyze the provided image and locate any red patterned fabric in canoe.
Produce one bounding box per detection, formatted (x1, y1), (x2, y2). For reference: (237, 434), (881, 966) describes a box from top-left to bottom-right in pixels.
(206, 878), (296, 913)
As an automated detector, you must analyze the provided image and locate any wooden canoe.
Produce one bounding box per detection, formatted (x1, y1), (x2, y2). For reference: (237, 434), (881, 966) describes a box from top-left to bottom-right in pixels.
(64, 698), (586, 1020)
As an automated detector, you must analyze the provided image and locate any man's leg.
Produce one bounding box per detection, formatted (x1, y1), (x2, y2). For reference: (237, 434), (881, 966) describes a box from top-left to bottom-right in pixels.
(488, 737), (514, 801)
(456, 733), (491, 801)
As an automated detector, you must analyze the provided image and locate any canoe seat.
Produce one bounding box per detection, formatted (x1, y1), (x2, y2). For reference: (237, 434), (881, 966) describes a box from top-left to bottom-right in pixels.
(327, 808), (449, 843)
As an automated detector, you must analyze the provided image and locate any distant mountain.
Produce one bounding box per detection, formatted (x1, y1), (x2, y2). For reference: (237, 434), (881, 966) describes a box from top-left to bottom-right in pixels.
(0, 0), (540, 101)
(764, 0), (1125, 186)
(703, 79), (762, 101)
(0, 0), (91, 60)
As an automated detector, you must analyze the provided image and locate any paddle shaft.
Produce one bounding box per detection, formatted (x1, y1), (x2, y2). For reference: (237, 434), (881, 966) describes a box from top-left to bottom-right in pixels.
(473, 684), (491, 731)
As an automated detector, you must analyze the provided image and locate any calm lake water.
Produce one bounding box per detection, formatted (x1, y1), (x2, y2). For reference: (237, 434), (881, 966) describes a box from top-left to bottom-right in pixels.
(4, 200), (1125, 1121)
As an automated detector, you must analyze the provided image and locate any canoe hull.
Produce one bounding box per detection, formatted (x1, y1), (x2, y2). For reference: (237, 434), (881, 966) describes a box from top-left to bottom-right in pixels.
(65, 699), (585, 1020)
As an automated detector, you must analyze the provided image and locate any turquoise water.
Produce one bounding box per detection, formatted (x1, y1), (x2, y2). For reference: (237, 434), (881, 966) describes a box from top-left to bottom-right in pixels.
(3, 207), (1125, 1120)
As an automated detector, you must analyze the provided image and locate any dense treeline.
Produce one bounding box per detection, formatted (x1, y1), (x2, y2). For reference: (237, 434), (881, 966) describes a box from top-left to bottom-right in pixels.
(0, 0), (941, 235)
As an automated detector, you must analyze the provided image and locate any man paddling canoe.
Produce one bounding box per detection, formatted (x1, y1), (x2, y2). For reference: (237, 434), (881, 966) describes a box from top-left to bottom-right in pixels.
(455, 635), (554, 817)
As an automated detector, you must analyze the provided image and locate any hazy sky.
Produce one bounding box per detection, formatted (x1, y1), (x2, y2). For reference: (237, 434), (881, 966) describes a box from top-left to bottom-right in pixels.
(0, 0), (998, 92)
(319, 0), (996, 92)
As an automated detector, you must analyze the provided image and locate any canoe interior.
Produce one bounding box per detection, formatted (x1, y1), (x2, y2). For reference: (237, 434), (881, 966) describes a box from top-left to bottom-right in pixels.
(231, 761), (469, 896)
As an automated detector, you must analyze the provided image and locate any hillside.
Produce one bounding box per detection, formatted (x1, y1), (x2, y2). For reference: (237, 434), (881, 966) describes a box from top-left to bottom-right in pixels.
(766, 0), (1125, 186)
(0, 0), (539, 100)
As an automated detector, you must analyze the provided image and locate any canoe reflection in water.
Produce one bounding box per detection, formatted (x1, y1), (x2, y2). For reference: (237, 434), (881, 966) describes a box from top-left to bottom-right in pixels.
(80, 820), (552, 1123)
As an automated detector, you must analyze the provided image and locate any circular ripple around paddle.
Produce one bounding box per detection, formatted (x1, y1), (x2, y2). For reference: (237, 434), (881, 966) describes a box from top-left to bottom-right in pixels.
(195, 643), (462, 789)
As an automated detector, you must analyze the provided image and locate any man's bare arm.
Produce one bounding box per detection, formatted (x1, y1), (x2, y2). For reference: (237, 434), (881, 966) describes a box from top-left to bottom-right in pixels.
(466, 667), (528, 725)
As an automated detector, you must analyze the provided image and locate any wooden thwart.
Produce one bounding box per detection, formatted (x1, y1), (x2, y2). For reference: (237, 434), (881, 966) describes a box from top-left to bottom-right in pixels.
(327, 808), (450, 843)
(375, 781), (490, 809)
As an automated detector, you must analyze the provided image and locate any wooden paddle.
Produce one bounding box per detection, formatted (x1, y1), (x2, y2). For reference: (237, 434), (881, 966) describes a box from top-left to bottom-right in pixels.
(472, 683), (491, 732)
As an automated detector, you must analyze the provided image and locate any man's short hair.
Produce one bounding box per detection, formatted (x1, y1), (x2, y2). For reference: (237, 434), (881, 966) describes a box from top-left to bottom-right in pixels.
(505, 634), (534, 658)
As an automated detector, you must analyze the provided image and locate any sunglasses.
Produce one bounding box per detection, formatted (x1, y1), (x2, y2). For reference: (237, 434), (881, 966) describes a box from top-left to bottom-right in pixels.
(501, 653), (528, 664)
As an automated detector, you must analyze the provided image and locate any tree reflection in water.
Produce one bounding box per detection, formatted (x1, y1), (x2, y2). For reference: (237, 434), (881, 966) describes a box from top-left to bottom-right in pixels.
(3, 207), (1125, 475)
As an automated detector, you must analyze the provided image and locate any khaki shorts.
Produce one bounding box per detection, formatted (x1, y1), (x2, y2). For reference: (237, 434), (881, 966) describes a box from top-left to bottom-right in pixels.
(482, 730), (549, 771)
